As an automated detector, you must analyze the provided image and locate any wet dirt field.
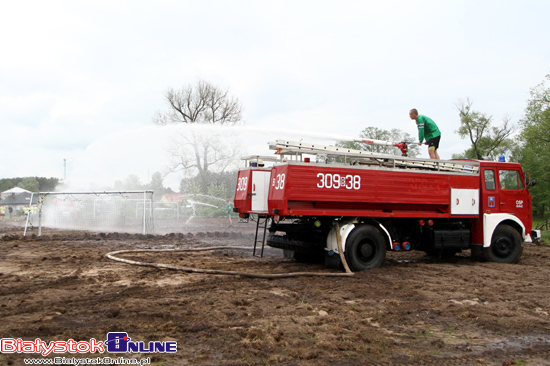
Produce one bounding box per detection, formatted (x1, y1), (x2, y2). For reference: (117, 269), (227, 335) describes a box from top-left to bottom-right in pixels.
(1, 219), (550, 365)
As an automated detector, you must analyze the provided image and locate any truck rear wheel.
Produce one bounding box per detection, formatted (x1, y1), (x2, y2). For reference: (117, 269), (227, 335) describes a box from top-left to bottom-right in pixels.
(344, 225), (386, 271)
(484, 224), (523, 263)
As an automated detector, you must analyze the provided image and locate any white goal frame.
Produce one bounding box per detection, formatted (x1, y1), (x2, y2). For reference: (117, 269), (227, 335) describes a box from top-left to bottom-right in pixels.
(23, 191), (155, 236)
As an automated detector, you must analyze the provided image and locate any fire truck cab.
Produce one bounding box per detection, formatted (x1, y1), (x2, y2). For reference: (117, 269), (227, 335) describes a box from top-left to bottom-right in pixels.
(234, 140), (538, 271)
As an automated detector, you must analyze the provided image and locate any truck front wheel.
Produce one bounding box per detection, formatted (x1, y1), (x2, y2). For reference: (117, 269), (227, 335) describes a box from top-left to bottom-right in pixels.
(484, 224), (523, 263)
(345, 225), (386, 271)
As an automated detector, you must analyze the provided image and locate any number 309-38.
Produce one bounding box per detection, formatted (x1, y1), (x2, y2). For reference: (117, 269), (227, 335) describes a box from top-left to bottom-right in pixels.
(317, 173), (360, 190)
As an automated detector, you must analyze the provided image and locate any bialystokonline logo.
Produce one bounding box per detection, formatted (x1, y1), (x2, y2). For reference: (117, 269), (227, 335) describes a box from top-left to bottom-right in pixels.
(104, 333), (177, 353)
(0, 333), (177, 357)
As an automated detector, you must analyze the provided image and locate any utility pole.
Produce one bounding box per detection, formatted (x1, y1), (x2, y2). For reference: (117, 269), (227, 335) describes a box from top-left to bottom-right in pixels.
(64, 159), (66, 181)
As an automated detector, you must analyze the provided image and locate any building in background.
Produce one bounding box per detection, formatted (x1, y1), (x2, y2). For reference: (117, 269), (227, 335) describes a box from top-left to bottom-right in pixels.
(0, 189), (39, 218)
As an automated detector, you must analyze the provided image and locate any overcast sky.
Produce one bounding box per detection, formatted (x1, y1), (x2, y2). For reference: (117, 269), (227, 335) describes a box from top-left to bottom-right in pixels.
(1, 0), (549, 191)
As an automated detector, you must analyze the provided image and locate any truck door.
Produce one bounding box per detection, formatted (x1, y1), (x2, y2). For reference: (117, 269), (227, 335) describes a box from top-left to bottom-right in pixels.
(497, 168), (528, 222)
(481, 168), (498, 213)
(251, 170), (271, 213)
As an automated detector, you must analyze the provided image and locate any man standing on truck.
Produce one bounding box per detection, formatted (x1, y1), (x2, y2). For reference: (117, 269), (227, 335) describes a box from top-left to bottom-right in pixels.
(410, 108), (441, 160)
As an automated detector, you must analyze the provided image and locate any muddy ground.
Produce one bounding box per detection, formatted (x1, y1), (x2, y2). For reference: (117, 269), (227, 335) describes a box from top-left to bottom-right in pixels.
(1, 219), (550, 366)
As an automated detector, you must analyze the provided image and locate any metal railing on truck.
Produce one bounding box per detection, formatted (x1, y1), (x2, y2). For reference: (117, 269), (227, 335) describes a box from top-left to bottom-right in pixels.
(269, 140), (480, 175)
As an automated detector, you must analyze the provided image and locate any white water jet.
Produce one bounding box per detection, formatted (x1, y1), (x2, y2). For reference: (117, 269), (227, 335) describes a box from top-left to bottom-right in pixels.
(63, 123), (357, 192)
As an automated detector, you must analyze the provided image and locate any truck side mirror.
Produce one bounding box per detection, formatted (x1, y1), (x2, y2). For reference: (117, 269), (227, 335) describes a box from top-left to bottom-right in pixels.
(525, 172), (536, 187)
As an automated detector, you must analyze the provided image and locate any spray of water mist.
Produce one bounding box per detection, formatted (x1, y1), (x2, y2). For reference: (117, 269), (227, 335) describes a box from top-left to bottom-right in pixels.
(228, 125), (358, 143)
(64, 123), (357, 192)
(34, 123), (360, 233)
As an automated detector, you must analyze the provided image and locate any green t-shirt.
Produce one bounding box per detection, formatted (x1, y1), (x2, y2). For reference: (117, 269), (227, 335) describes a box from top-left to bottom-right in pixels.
(416, 115), (441, 142)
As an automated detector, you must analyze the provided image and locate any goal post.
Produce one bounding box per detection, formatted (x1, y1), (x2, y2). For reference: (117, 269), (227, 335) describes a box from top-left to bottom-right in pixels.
(24, 191), (155, 236)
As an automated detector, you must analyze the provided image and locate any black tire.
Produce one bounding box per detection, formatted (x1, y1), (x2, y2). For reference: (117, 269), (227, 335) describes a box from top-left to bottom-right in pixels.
(483, 224), (523, 263)
(344, 225), (386, 271)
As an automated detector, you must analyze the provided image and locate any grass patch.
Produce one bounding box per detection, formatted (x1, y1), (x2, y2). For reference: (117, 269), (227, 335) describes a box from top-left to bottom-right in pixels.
(540, 232), (550, 244)
(531, 218), (550, 245)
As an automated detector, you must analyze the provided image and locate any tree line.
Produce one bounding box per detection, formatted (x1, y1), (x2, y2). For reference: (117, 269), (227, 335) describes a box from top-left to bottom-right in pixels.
(518, 74), (550, 216)
(0, 177), (60, 193)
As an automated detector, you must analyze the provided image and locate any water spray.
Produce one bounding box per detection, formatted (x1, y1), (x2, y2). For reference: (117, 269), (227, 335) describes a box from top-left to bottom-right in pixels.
(351, 137), (411, 156)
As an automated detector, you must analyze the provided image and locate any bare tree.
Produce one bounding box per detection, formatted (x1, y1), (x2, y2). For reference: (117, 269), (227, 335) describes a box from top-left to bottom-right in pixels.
(167, 129), (242, 176)
(153, 79), (245, 193)
(153, 79), (243, 125)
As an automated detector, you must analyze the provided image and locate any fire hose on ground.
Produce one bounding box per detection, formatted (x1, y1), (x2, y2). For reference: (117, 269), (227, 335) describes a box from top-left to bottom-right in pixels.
(106, 245), (355, 279)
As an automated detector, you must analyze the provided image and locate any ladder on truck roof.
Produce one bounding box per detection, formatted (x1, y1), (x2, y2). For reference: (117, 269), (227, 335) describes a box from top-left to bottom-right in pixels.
(269, 140), (480, 175)
(240, 155), (280, 168)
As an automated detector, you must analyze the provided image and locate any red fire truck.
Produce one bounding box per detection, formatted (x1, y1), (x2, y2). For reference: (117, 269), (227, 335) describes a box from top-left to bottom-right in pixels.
(234, 140), (539, 271)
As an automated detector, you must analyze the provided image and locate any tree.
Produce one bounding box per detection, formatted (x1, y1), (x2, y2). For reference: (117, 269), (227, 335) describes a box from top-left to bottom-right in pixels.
(113, 174), (144, 191)
(153, 79), (245, 194)
(0, 177), (59, 192)
(167, 129), (242, 179)
(519, 74), (550, 217)
(179, 170), (237, 198)
(153, 79), (243, 125)
(36, 177), (60, 191)
(336, 127), (420, 157)
(521, 74), (550, 146)
(518, 143), (549, 217)
(146, 171), (171, 201)
(17, 177), (39, 192)
(454, 98), (516, 160)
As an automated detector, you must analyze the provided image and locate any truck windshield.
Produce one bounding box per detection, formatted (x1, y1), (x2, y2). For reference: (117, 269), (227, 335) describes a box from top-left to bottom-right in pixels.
(499, 170), (524, 190)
